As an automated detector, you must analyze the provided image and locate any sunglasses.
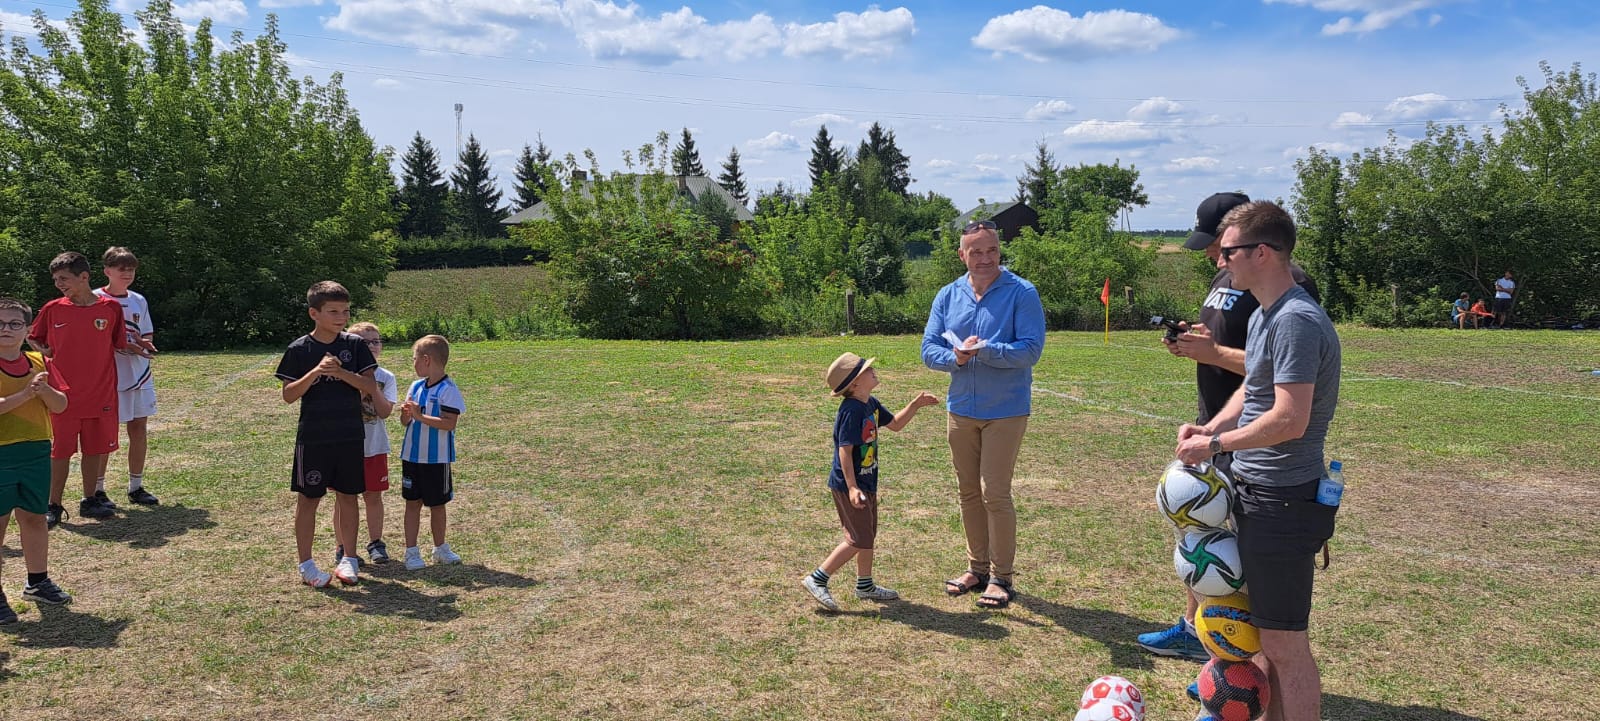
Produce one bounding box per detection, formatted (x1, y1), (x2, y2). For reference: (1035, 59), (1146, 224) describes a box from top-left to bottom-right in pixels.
(1218, 242), (1281, 260)
(962, 220), (998, 233)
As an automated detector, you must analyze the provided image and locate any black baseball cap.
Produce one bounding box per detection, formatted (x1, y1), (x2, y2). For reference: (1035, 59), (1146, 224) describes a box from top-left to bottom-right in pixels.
(1183, 192), (1251, 250)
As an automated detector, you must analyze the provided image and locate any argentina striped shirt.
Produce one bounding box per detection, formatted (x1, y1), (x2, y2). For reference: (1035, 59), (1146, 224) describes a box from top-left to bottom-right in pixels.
(401, 375), (464, 464)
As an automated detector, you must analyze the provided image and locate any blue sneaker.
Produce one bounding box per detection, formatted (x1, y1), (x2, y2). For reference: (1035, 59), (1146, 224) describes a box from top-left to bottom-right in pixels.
(1187, 681), (1200, 702)
(1136, 619), (1209, 661)
(1194, 713), (1217, 721)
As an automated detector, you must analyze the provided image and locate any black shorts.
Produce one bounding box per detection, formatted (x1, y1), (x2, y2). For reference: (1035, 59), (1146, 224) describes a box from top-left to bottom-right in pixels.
(401, 461), (453, 507)
(1493, 297), (1512, 314)
(1233, 478), (1337, 631)
(292, 441), (365, 498)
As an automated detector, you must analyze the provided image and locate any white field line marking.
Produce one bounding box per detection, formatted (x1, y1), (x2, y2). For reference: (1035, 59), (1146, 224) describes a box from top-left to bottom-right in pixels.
(1032, 385), (1186, 423)
(149, 354), (277, 430)
(1343, 375), (1600, 402)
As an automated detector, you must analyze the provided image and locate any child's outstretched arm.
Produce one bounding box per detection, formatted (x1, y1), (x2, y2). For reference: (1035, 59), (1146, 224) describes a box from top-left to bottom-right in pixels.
(885, 392), (940, 432)
(839, 445), (866, 508)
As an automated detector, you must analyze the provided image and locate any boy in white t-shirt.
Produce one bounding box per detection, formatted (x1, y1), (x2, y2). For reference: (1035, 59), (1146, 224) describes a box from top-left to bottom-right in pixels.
(94, 246), (160, 507)
(335, 322), (396, 564)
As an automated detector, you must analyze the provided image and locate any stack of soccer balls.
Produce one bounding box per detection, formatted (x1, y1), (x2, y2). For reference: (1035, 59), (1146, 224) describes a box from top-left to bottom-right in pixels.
(1157, 460), (1269, 721)
(1074, 675), (1145, 721)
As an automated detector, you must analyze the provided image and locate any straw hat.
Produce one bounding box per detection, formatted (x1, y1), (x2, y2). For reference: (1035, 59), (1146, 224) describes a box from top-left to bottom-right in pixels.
(824, 352), (876, 396)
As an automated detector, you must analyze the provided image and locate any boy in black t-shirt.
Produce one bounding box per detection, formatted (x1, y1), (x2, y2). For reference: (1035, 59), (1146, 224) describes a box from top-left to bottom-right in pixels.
(800, 352), (939, 611)
(274, 281), (379, 588)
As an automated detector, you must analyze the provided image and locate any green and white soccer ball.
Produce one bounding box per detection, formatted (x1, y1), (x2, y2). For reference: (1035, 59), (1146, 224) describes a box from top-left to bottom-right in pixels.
(1174, 529), (1247, 597)
(1158, 460), (1234, 531)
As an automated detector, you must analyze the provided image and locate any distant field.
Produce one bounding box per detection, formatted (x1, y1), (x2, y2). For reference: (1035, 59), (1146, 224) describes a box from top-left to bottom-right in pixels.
(368, 265), (551, 322)
(2, 329), (1593, 719)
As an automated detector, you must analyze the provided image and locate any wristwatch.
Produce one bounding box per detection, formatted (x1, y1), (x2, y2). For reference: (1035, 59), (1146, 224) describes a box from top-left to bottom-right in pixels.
(1208, 434), (1223, 456)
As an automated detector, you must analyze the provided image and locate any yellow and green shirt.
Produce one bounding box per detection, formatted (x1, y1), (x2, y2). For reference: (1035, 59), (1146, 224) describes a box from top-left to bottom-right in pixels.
(1, 351), (57, 446)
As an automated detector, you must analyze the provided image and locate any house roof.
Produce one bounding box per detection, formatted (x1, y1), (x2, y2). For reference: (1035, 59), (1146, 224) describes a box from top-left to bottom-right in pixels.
(502, 174), (754, 224)
(952, 200), (1027, 228)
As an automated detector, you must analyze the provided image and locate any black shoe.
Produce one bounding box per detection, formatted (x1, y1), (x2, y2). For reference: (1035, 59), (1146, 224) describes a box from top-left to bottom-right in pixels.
(22, 579), (72, 605)
(366, 539), (390, 564)
(79, 497), (115, 519)
(128, 488), (160, 505)
(94, 490), (119, 510)
(0, 593), (16, 625)
(45, 504), (67, 530)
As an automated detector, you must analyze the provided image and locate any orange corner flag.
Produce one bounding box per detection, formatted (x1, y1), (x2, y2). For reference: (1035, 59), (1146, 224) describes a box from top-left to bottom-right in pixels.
(1100, 277), (1111, 306)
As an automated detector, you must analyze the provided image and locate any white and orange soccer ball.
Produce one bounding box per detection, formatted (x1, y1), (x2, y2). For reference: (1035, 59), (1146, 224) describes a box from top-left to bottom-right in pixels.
(1074, 698), (1140, 721)
(1077, 675), (1145, 720)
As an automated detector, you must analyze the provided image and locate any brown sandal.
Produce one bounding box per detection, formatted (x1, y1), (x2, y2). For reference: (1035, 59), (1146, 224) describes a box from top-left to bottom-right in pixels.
(944, 572), (989, 596)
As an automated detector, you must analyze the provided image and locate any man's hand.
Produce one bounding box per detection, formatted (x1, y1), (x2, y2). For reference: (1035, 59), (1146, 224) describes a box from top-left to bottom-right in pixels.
(1176, 434), (1214, 466)
(1170, 323), (1220, 364)
(954, 335), (981, 366)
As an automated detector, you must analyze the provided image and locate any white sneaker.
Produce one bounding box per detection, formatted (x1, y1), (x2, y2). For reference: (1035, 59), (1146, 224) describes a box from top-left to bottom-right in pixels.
(431, 543), (462, 565)
(300, 560), (331, 588)
(802, 576), (840, 611)
(403, 546), (425, 571)
(854, 584), (900, 601)
(334, 556), (359, 585)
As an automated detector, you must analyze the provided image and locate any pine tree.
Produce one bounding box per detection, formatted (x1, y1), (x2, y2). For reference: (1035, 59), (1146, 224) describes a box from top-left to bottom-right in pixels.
(398, 132), (449, 238)
(717, 146), (749, 206)
(513, 136), (553, 211)
(449, 133), (507, 237)
(857, 122), (911, 196)
(671, 127), (706, 176)
(808, 125), (844, 188)
(1014, 141), (1058, 210)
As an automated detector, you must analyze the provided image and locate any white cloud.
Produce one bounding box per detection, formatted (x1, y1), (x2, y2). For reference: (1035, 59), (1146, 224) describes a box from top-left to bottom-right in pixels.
(926, 159), (956, 169)
(782, 7), (916, 60)
(1384, 92), (1470, 119)
(1282, 141), (1362, 158)
(324, 0), (563, 53)
(1062, 119), (1176, 147)
(1128, 96), (1184, 120)
(114, 0), (246, 22)
(261, 0), (323, 7)
(746, 131), (800, 153)
(373, 78), (406, 89)
(974, 153), (999, 162)
(566, 2), (783, 63)
(1024, 99), (1076, 121)
(1330, 111), (1373, 128)
(792, 113), (862, 129)
(1263, 0), (1449, 36)
(1163, 156), (1221, 174)
(972, 7), (1180, 62)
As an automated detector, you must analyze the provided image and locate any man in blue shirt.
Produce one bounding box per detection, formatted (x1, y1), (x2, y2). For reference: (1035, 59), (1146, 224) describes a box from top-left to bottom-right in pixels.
(921, 220), (1045, 609)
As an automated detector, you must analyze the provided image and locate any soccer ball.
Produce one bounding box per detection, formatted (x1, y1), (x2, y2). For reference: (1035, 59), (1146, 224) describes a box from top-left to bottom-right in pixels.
(1195, 592), (1259, 661)
(1198, 658), (1270, 721)
(1074, 699), (1140, 721)
(1158, 460), (1233, 531)
(1174, 529), (1247, 597)
(1079, 675), (1145, 719)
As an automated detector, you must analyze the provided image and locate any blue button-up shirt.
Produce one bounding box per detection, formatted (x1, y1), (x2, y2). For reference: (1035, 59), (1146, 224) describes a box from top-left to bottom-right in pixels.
(921, 268), (1046, 420)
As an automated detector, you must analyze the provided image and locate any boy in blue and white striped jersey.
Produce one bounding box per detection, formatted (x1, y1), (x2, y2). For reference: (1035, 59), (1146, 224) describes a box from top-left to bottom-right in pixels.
(398, 334), (466, 570)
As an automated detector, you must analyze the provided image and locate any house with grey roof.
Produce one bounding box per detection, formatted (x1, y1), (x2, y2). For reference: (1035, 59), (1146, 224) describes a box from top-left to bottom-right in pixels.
(951, 201), (1041, 243)
(502, 173), (754, 225)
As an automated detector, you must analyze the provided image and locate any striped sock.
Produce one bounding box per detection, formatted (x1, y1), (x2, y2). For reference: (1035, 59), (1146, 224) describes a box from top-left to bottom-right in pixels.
(856, 576), (875, 592)
(809, 568), (830, 586)
(129, 474), (144, 492)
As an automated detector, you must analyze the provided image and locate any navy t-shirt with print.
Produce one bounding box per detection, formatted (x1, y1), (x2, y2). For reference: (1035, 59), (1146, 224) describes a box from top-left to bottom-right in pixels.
(828, 396), (895, 494)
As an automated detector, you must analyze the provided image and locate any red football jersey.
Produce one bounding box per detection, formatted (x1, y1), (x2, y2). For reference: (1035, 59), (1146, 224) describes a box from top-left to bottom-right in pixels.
(28, 296), (127, 419)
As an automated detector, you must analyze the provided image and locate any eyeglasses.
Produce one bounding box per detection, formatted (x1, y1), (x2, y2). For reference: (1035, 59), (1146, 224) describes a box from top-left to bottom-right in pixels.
(364, 339), (383, 347)
(1218, 242), (1281, 260)
(0, 320), (26, 331)
(962, 220), (998, 233)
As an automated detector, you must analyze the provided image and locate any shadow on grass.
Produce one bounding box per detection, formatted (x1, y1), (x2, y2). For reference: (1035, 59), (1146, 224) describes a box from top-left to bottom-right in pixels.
(326, 577), (463, 622)
(1324, 695), (1486, 721)
(4, 604), (131, 648)
(1010, 594), (1163, 670)
(0, 651), (12, 680)
(831, 601), (1009, 641)
(413, 563), (542, 591)
(60, 504), (217, 549)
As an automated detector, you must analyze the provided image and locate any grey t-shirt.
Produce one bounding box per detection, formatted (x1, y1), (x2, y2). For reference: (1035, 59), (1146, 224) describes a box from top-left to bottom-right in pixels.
(1233, 285), (1341, 487)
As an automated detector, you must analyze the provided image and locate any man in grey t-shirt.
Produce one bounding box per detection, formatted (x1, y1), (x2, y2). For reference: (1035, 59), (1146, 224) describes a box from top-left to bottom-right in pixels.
(1176, 201), (1340, 721)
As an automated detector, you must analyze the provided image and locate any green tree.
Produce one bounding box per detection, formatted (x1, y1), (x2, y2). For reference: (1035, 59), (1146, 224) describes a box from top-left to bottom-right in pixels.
(856, 122), (911, 196)
(1014, 141), (1059, 211)
(398, 132), (449, 237)
(448, 133), (507, 237)
(717, 146), (749, 207)
(512, 136), (553, 211)
(0, 0), (395, 349)
(807, 125), (845, 188)
(671, 127), (705, 176)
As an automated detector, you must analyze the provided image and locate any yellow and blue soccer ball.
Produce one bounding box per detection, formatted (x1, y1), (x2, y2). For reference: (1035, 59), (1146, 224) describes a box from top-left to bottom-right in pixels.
(1195, 592), (1259, 661)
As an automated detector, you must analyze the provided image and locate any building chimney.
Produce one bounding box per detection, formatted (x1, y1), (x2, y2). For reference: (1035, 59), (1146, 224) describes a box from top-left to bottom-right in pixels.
(677, 175), (689, 193)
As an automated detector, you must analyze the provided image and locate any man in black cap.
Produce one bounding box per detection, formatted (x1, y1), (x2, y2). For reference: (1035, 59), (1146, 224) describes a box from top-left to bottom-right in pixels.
(1137, 192), (1320, 669)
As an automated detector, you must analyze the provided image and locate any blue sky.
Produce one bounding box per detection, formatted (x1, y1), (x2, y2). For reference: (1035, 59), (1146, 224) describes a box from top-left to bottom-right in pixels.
(3, 0), (1598, 228)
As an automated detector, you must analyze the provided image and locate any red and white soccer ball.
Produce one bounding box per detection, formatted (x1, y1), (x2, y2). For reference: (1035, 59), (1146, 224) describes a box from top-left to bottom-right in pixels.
(1074, 699), (1140, 721)
(1078, 675), (1145, 720)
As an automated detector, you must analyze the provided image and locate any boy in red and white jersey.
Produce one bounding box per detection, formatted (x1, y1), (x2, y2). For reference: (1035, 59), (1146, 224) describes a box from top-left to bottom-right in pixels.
(94, 246), (161, 507)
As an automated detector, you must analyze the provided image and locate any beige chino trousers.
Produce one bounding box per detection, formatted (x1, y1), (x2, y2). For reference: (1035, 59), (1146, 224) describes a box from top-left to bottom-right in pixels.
(947, 412), (1028, 582)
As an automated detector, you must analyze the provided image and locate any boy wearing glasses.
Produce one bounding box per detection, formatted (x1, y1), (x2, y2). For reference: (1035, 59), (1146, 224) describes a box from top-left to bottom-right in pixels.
(93, 246), (162, 507)
(28, 252), (129, 528)
(332, 322), (396, 565)
(275, 281), (380, 587)
(0, 297), (74, 615)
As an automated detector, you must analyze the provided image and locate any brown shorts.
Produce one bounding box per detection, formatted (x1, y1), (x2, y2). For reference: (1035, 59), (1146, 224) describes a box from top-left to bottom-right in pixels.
(831, 489), (878, 550)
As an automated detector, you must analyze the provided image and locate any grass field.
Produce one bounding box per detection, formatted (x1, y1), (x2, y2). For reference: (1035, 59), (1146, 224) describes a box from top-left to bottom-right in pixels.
(1, 328), (1596, 720)
(369, 265), (553, 323)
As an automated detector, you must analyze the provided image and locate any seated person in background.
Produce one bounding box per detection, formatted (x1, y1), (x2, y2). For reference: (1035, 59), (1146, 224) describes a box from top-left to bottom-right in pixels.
(1468, 297), (1492, 328)
(1452, 292), (1470, 329)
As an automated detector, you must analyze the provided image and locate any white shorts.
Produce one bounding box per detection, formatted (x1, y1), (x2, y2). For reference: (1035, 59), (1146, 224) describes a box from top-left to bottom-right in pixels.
(118, 387), (157, 423)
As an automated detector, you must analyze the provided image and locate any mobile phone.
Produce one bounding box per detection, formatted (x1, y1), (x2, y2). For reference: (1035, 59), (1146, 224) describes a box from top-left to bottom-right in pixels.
(1151, 316), (1185, 341)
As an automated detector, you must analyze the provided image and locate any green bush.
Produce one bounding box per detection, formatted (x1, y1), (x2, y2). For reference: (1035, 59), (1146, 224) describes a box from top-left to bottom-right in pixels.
(395, 235), (544, 269)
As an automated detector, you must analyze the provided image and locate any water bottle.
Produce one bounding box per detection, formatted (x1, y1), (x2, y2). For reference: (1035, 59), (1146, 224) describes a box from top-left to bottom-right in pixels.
(1316, 460), (1345, 507)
